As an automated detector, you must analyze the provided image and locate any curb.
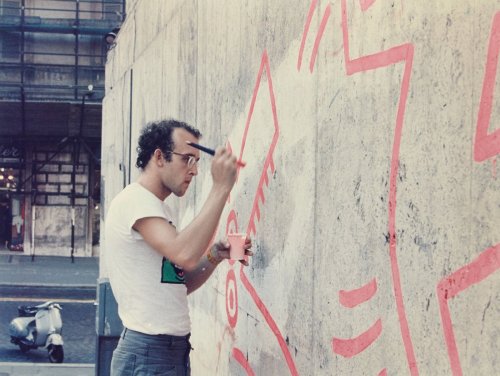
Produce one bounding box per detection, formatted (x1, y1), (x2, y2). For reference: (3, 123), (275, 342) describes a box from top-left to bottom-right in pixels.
(0, 283), (97, 289)
(0, 362), (94, 376)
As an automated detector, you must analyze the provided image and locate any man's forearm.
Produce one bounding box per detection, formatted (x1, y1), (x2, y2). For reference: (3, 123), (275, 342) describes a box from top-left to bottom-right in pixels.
(185, 250), (222, 294)
(173, 186), (229, 269)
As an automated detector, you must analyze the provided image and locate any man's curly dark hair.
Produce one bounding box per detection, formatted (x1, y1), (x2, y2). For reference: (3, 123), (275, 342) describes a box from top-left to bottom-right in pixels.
(135, 119), (202, 169)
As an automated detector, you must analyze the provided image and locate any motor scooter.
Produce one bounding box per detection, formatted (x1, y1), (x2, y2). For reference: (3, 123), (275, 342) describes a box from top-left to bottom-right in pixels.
(8, 301), (64, 363)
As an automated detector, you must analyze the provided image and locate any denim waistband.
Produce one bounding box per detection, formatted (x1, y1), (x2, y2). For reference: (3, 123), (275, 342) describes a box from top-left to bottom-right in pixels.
(122, 327), (191, 342)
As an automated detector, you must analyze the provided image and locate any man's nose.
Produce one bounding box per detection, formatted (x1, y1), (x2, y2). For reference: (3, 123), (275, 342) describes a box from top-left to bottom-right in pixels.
(190, 163), (198, 175)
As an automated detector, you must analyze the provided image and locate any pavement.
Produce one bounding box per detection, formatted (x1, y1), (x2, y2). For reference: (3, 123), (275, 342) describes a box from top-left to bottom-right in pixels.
(0, 251), (99, 376)
(0, 251), (99, 288)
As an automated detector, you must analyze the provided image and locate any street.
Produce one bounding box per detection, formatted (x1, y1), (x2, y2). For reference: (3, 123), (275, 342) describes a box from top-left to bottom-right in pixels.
(0, 285), (97, 364)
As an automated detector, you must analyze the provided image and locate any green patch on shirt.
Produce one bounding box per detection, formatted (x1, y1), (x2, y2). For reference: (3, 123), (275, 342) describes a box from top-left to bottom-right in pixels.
(161, 257), (185, 284)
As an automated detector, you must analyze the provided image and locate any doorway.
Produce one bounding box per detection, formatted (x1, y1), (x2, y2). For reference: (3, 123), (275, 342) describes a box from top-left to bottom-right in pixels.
(0, 166), (23, 251)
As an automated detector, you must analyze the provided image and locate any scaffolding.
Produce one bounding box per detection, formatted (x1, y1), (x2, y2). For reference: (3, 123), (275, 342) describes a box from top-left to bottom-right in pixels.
(0, 0), (125, 103)
(0, 0), (125, 258)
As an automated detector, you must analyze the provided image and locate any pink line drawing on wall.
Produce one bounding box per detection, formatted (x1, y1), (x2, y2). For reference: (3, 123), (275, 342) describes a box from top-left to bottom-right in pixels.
(309, 4), (331, 72)
(232, 347), (256, 376)
(474, 11), (500, 162)
(436, 13), (500, 376)
(436, 244), (500, 376)
(297, 0), (317, 71)
(222, 50), (298, 375)
(298, 0), (419, 372)
(332, 318), (383, 358)
(297, 0), (417, 372)
(339, 278), (378, 308)
(214, 2), (496, 375)
(359, 0), (376, 12)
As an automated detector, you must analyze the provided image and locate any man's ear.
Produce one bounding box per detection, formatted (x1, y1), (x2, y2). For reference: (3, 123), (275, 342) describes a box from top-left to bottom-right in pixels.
(154, 149), (164, 166)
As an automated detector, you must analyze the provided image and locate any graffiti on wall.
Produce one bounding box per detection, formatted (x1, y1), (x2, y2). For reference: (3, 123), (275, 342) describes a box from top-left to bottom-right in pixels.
(437, 10), (500, 376)
(213, 1), (499, 375)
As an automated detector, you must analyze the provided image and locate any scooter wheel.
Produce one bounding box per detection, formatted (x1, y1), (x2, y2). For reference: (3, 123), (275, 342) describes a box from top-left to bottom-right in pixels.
(48, 344), (64, 363)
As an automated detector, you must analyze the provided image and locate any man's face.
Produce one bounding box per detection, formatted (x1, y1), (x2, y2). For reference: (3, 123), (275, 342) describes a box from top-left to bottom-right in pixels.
(160, 128), (200, 197)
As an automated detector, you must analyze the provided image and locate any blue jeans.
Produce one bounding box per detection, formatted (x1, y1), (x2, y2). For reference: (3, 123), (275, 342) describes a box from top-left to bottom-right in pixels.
(111, 328), (192, 376)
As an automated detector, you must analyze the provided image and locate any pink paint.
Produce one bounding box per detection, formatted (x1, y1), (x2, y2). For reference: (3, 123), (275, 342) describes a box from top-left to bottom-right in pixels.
(226, 269), (238, 328)
(236, 51), (280, 237)
(378, 369), (388, 376)
(232, 347), (256, 376)
(310, 4), (331, 72)
(437, 244), (500, 376)
(359, 0), (376, 12)
(474, 11), (500, 162)
(332, 318), (382, 358)
(340, 0), (418, 373)
(238, 51), (297, 375)
(339, 278), (378, 308)
(222, 51), (297, 375)
(298, 0), (318, 71)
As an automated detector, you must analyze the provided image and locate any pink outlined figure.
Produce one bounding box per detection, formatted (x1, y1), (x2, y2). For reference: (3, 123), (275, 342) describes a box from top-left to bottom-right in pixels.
(474, 11), (500, 162)
(339, 0), (417, 374)
(297, 0), (417, 373)
(436, 14), (500, 375)
(437, 244), (500, 376)
(221, 51), (298, 375)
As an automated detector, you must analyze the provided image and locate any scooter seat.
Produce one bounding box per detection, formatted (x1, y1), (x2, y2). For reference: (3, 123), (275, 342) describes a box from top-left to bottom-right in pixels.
(17, 305), (37, 317)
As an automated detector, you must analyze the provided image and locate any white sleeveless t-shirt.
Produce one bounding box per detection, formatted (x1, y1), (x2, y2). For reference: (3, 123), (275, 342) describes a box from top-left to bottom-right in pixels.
(104, 182), (190, 335)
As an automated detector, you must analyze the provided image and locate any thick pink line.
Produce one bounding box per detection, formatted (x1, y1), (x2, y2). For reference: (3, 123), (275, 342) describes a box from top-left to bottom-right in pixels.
(437, 244), (500, 376)
(474, 11), (500, 162)
(298, 0), (318, 71)
(236, 50), (295, 374)
(310, 4), (331, 73)
(232, 347), (256, 376)
(378, 369), (387, 376)
(240, 268), (299, 375)
(360, 0), (376, 12)
(340, 0), (418, 374)
(332, 318), (382, 358)
(238, 52), (267, 166)
(339, 278), (377, 308)
(244, 53), (280, 237)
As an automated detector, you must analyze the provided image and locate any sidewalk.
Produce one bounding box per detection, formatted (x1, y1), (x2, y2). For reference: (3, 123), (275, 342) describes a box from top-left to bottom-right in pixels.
(0, 251), (99, 288)
(0, 252), (99, 376)
(0, 363), (94, 376)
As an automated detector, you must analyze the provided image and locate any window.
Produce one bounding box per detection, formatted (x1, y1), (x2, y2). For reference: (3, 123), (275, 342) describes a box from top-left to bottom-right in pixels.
(0, 0), (20, 16)
(0, 32), (20, 59)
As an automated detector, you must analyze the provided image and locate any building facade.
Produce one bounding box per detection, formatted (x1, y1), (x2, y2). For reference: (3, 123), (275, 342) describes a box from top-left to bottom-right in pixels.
(0, 0), (124, 257)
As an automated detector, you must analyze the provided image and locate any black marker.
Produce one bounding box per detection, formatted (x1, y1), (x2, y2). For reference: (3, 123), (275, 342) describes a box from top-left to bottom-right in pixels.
(186, 141), (246, 167)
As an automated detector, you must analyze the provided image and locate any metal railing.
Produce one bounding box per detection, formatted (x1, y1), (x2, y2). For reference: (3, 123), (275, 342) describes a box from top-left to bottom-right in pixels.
(0, 0), (125, 101)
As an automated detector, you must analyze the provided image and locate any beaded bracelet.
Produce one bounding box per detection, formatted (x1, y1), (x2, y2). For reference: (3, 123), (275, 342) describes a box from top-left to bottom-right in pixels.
(206, 249), (221, 265)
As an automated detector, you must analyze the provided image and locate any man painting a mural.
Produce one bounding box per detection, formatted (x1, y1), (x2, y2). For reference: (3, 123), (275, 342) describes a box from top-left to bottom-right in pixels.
(104, 119), (253, 375)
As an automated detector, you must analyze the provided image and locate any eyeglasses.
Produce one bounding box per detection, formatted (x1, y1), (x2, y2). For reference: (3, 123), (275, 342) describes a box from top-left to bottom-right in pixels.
(169, 152), (199, 169)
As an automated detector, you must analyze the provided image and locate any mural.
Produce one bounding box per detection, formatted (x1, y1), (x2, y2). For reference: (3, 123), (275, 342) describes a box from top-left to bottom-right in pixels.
(214, 1), (499, 375)
(103, 0), (500, 374)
